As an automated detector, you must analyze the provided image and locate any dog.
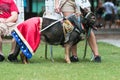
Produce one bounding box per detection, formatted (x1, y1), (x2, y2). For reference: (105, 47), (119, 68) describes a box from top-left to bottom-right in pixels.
(8, 14), (82, 64)
(8, 12), (98, 64)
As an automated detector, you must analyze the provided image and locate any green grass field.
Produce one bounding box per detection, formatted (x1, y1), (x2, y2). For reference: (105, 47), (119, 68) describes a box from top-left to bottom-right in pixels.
(0, 41), (120, 80)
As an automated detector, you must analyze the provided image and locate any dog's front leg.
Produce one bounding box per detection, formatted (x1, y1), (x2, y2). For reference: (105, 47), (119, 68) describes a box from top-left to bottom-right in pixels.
(64, 44), (71, 63)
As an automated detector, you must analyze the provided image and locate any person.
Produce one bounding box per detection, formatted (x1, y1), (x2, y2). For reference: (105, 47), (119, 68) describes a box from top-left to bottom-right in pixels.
(0, 0), (19, 61)
(114, 4), (118, 21)
(118, 3), (120, 19)
(96, 0), (104, 25)
(55, 0), (101, 62)
(103, 0), (115, 28)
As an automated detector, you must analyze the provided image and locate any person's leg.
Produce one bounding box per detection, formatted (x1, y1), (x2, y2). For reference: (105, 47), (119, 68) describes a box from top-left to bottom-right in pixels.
(0, 36), (5, 61)
(70, 45), (79, 62)
(10, 38), (16, 54)
(7, 38), (20, 62)
(71, 45), (77, 56)
(88, 30), (101, 62)
(8, 42), (20, 62)
(0, 36), (3, 54)
(63, 12), (79, 62)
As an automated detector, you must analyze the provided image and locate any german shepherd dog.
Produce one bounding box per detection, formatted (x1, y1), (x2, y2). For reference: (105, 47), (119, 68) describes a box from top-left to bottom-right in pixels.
(8, 12), (99, 64)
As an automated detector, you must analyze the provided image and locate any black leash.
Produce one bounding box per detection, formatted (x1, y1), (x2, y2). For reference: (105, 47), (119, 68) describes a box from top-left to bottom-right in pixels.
(83, 27), (91, 59)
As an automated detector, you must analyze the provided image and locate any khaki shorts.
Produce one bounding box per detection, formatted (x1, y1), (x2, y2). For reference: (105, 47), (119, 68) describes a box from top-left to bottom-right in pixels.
(0, 22), (17, 36)
(60, 0), (76, 12)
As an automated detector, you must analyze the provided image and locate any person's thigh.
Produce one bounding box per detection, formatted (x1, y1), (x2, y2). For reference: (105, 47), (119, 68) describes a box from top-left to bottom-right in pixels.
(61, 1), (75, 13)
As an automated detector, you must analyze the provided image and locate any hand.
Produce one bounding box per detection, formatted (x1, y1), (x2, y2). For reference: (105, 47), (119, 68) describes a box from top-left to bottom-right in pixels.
(0, 18), (6, 23)
(54, 5), (61, 13)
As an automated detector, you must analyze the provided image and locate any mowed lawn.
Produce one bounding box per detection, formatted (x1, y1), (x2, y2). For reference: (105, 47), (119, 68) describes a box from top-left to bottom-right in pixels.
(0, 41), (120, 80)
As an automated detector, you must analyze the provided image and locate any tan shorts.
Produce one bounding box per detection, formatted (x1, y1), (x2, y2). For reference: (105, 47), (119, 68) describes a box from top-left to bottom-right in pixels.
(0, 22), (17, 36)
(60, 0), (76, 13)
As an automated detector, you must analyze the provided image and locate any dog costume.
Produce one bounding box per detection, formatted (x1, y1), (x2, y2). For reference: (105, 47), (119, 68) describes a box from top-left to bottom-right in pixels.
(11, 17), (42, 59)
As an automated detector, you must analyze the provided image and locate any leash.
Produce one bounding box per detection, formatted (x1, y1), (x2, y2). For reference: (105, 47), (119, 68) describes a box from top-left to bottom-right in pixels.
(40, 18), (63, 32)
(40, 13), (75, 32)
(83, 27), (91, 59)
(81, 12), (93, 59)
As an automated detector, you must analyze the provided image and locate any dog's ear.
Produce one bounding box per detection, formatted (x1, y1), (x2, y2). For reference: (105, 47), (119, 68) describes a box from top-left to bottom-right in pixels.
(80, 7), (90, 17)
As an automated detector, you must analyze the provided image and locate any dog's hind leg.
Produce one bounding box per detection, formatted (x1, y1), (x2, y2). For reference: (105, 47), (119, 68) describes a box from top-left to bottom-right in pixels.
(20, 52), (28, 64)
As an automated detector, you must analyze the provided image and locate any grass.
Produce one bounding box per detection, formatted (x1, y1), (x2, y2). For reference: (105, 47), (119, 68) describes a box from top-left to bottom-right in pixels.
(0, 41), (120, 80)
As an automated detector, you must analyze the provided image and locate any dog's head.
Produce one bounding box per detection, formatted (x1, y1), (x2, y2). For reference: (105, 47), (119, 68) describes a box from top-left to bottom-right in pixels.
(81, 11), (103, 30)
(82, 12), (96, 29)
